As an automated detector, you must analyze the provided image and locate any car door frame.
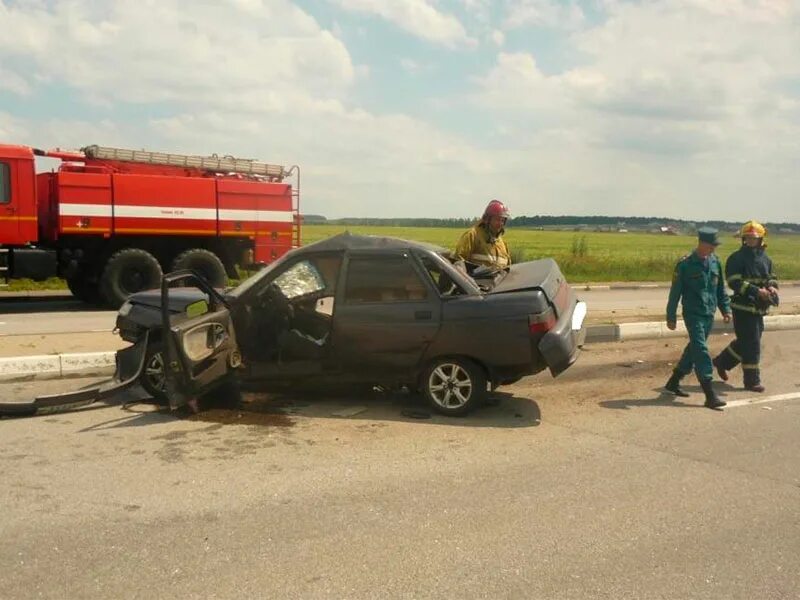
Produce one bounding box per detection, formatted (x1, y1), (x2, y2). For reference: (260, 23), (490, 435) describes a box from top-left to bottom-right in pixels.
(330, 248), (444, 379)
(162, 270), (241, 410)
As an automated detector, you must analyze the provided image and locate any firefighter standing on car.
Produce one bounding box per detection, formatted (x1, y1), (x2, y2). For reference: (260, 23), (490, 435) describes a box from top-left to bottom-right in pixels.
(664, 227), (732, 409)
(712, 221), (778, 393)
(454, 200), (512, 269)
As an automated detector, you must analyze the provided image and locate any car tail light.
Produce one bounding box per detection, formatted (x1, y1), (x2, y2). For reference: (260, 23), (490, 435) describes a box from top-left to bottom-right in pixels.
(529, 309), (556, 334)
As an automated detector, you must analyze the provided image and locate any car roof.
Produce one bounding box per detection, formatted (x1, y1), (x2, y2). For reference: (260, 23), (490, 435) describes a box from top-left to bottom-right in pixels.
(298, 232), (446, 254)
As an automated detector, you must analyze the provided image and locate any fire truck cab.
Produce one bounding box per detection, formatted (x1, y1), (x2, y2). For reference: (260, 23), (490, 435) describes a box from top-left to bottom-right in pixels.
(0, 143), (300, 308)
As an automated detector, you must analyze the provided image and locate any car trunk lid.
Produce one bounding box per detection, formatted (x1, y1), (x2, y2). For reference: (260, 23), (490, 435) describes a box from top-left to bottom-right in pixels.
(487, 258), (568, 315)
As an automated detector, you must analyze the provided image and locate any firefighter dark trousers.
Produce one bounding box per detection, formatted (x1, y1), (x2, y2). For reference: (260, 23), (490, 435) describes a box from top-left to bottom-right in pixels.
(715, 310), (764, 387)
(675, 315), (715, 382)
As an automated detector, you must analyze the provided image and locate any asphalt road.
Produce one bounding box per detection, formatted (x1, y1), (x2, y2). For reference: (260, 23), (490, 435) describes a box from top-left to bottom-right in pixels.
(1, 331), (798, 599)
(2, 287), (800, 337)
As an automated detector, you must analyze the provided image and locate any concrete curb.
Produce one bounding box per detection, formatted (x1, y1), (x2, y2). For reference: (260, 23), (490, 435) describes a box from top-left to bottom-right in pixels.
(0, 352), (115, 383)
(587, 314), (800, 343)
(576, 280), (800, 292)
(2, 314), (800, 382)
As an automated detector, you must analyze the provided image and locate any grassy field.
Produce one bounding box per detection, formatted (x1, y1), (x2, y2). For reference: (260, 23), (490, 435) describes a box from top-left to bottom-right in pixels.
(302, 224), (800, 283)
(4, 225), (799, 291)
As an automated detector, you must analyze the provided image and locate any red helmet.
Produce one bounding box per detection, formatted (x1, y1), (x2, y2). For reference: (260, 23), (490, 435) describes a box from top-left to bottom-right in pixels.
(483, 199), (509, 220)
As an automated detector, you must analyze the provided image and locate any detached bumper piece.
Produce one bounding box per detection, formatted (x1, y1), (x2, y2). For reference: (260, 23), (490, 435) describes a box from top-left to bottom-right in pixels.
(0, 332), (149, 418)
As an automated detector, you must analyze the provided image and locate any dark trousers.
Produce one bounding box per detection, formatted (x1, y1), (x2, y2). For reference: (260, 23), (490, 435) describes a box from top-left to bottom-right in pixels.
(715, 310), (764, 386)
(675, 315), (715, 382)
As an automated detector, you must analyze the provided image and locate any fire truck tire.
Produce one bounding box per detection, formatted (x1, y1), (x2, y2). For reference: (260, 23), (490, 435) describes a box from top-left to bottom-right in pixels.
(171, 249), (227, 288)
(100, 248), (163, 309)
(66, 275), (102, 305)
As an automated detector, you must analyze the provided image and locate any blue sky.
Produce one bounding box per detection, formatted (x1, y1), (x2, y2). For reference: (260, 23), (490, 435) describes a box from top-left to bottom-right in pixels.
(1, 0), (798, 222)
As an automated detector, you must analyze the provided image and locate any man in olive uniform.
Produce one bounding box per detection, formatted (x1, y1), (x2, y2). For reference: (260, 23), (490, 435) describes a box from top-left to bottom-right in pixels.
(712, 221), (779, 392)
(665, 227), (732, 409)
(454, 200), (512, 270)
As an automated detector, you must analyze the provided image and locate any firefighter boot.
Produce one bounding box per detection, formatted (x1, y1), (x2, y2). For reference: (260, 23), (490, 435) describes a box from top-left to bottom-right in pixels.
(711, 355), (728, 382)
(743, 369), (765, 393)
(664, 371), (689, 398)
(701, 379), (726, 410)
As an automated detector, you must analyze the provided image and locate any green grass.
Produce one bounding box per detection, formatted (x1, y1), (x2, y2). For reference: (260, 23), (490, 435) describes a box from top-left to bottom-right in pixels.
(5, 226), (799, 291)
(301, 225), (800, 283)
(4, 277), (69, 291)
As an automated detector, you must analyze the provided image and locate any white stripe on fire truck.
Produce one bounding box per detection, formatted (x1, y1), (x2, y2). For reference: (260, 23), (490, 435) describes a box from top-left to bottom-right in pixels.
(59, 203), (294, 222)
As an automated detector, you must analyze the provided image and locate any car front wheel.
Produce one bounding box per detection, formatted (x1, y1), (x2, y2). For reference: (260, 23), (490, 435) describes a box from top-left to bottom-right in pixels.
(422, 357), (486, 416)
(140, 341), (168, 404)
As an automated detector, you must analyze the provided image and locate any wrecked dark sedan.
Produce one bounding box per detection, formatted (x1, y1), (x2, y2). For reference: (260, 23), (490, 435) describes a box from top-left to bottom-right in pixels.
(4, 233), (587, 417)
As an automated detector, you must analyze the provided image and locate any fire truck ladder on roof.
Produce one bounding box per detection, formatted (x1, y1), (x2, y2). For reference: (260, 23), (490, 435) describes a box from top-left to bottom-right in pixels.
(82, 145), (288, 180)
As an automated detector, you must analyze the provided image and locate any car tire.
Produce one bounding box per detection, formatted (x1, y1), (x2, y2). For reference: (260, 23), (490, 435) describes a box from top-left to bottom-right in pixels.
(171, 249), (227, 288)
(421, 357), (486, 416)
(100, 248), (163, 309)
(140, 340), (168, 405)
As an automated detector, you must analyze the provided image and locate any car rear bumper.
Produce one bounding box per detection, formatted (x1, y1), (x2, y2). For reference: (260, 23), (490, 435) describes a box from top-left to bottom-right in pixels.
(539, 299), (587, 377)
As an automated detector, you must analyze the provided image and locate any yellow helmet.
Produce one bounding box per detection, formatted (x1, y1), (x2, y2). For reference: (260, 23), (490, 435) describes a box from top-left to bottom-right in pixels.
(740, 220), (767, 239)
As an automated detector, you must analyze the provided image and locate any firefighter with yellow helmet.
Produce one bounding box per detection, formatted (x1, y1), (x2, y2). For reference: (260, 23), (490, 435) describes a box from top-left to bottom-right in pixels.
(712, 221), (779, 392)
(454, 200), (512, 270)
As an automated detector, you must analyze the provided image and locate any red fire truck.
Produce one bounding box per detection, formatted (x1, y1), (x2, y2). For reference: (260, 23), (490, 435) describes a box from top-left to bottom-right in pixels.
(0, 143), (300, 307)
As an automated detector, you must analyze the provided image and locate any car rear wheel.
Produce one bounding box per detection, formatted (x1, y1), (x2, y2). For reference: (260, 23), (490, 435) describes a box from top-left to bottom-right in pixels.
(140, 341), (168, 404)
(422, 357), (486, 416)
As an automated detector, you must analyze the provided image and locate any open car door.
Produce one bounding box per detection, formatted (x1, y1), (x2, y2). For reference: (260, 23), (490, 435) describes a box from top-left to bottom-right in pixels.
(162, 271), (242, 410)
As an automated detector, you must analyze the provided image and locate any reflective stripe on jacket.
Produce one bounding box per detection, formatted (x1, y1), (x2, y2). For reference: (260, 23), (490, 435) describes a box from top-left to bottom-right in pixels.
(725, 246), (777, 315)
(454, 223), (511, 268)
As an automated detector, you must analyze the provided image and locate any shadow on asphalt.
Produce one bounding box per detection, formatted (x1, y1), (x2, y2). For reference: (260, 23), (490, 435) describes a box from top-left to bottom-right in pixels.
(78, 385), (542, 431)
(0, 298), (93, 314)
(599, 381), (740, 410)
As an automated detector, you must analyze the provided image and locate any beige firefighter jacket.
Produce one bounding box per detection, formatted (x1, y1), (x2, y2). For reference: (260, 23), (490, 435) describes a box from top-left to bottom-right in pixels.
(454, 223), (511, 268)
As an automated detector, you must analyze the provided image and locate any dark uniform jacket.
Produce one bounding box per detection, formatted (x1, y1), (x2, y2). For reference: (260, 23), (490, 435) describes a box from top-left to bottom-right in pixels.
(726, 245), (778, 315)
(667, 251), (730, 322)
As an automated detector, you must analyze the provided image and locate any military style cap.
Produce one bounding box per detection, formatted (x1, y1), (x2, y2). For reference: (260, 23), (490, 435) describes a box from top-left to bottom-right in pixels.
(697, 227), (721, 246)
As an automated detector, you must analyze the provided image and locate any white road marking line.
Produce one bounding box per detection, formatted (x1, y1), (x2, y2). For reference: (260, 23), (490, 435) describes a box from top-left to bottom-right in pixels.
(725, 392), (800, 408)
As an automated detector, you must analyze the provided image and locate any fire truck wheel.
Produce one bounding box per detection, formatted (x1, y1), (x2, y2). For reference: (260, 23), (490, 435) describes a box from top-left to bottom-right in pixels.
(66, 275), (102, 305)
(100, 248), (163, 309)
(171, 249), (227, 288)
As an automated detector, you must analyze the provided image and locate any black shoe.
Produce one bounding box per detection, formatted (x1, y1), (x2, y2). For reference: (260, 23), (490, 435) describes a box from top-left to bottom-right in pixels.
(665, 372), (689, 398)
(712, 356), (728, 382)
(745, 383), (765, 393)
(700, 379), (726, 410)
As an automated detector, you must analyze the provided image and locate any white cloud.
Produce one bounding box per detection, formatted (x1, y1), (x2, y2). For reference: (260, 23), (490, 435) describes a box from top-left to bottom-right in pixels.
(472, 1), (800, 221)
(490, 29), (505, 47)
(0, 66), (31, 96)
(1, 0), (798, 222)
(503, 0), (586, 30)
(333, 0), (475, 48)
(0, 112), (28, 140)
(0, 0), (356, 109)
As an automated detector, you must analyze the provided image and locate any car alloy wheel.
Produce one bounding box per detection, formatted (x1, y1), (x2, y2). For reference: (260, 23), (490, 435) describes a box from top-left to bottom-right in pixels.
(423, 358), (487, 416)
(139, 341), (168, 404)
(145, 351), (166, 395)
(428, 363), (473, 410)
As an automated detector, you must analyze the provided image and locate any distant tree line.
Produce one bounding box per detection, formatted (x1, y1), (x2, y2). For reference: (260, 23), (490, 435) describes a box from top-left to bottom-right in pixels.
(302, 214), (799, 232)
